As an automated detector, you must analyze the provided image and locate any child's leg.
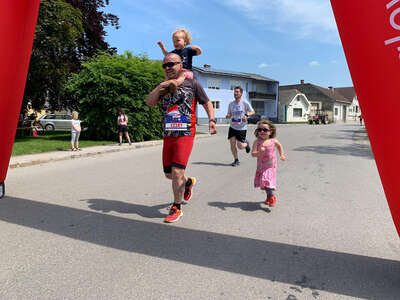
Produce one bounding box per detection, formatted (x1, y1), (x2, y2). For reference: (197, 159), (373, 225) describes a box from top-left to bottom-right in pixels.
(76, 132), (80, 149)
(125, 132), (131, 144)
(119, 132), (123, 143)
(265, 188), (274, 196)
(71, 132), (76, 149)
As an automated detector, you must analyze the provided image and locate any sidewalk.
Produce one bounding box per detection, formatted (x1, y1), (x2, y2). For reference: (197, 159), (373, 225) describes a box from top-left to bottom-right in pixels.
(9, 134), (212, 169)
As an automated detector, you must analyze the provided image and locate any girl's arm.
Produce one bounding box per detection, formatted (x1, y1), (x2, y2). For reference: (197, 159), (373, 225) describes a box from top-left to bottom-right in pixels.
(157, 41), (169, 56)
(275, 139), (286, 160)
(190, 45), (202, 56)
(251, 140), (260, 158)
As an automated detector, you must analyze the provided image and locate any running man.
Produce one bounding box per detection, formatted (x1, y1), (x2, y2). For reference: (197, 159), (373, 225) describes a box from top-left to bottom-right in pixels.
(226, 86), (255, 166)
(146, 53), (217, 223)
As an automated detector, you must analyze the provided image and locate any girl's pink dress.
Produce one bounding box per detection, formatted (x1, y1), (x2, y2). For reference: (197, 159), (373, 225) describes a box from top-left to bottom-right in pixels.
(254, 138), (277, 190)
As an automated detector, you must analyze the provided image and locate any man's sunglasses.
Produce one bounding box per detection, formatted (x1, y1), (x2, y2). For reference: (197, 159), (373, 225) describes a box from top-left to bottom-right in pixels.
(162, 61), (181, 69)
(257, 128), (271, 132)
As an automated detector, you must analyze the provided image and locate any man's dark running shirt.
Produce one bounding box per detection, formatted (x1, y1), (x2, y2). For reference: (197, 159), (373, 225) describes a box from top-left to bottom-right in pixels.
(161, 78), (209, 137)
(171, 47), (197, 70)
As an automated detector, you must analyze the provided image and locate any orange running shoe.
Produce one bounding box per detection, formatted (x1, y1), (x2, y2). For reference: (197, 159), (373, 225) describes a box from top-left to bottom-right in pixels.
(184, 177), (196, 201)
(164, 206), (183, 223)
(267, 195), (277, 207)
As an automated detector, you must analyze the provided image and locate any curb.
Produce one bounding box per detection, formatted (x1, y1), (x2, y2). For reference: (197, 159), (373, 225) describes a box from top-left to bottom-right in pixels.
(9, 133), (212, 169)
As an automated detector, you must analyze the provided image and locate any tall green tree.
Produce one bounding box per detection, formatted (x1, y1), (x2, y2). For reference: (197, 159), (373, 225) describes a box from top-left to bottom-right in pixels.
(66, 0), (119, 57)
(67, 52), (165, 141)
(24, 0), (119, 113)
(24, 0), (83, 112)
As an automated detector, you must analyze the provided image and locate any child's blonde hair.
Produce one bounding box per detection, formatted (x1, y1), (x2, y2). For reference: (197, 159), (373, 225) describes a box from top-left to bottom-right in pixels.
(72, 111), (79, 119)
(172, 28), (192, 45)
(254, 120), (276, 138)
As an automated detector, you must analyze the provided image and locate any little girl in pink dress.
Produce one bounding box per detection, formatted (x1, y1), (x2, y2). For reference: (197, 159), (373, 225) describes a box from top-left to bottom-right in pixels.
(251, 120), (285, 207)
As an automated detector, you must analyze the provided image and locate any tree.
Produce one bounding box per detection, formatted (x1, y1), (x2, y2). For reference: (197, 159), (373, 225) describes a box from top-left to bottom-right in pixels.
(65, 0), (119, 57)
(23, 0), (119, 113)
(67, 52), (165, 141)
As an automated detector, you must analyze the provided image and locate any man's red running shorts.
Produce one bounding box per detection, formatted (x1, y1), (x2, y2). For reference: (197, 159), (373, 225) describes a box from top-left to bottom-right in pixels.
(163, 136), (194, 173)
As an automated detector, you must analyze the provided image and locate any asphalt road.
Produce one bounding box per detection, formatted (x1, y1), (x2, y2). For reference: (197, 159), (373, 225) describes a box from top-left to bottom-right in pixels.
(2, 123), (400, 299)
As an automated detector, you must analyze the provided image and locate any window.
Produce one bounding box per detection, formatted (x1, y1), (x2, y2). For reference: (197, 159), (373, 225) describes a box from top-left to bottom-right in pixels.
(44, 114), (55, 119)
(293, 108), (302, 117)
(207, 78), (221, 90)
(296, 95), (302, 101)
(230, 80), (243, 90)
(335, 108), (339, 116)
(246, 82), (248, 92)
(251, 101), (264, 115)
(211, 101), (220, 110)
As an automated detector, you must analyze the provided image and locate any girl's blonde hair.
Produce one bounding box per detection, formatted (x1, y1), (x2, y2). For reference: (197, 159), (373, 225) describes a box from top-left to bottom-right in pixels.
(72, 111), (79, 119)
(172, 28), (192, 45)
(254, 119), (276, 138)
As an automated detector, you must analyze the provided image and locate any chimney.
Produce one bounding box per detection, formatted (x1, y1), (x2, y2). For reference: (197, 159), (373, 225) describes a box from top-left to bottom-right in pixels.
(203, 64), (211, 69)
(300, 79), (304, 84)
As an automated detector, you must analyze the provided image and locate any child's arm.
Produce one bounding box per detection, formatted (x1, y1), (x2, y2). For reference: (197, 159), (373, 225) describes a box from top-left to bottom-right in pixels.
(275, 139), (286, 160)
(157, 41), (169, 56)
(190, 45), (202, 56)
(251, 140), (261, 158)
(175, 71), (186, 86)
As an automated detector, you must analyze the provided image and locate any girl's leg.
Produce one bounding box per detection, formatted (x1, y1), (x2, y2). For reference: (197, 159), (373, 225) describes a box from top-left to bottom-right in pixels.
(265, 188), (274, 196)
(265, 188), (276, 206)
(125, 132), (131, 145)
(119, 132), (123, 144)
(71, 132), (76, 150)
(76, 132), (80, 149)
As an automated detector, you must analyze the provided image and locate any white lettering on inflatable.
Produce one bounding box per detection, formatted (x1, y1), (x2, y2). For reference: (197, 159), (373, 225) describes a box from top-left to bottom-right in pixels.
(387, 0), (400, 9)
(390, 7), (400, 29)
(385, 1), (400, 59)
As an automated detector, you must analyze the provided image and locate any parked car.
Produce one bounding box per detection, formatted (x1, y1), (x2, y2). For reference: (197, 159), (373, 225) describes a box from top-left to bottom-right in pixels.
(247, 114), (266, 124)
(37, 114), (72, 130)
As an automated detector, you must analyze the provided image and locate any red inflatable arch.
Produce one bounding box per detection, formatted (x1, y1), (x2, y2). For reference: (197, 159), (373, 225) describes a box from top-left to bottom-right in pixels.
(0, 0), (40, 197)
(0, 0), (399, 238)
(331, 0), (400, 237)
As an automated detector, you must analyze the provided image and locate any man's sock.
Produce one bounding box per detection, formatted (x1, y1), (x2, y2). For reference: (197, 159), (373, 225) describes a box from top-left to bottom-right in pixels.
(173, 203), (181, 210)
(185, 178), (192, 187)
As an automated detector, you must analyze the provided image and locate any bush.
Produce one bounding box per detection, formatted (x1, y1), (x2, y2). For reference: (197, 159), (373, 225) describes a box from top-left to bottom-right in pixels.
(67, 51), (164, 141)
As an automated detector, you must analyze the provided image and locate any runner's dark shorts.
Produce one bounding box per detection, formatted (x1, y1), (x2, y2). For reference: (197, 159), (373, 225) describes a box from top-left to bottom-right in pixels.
(119, 125), (128, 133)
(227, 127), (247, 143)
(163, 136), (195, 173)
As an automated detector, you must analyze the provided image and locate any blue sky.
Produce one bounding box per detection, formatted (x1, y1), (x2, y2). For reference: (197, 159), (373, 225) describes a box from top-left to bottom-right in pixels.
(104, 0), (353, 88)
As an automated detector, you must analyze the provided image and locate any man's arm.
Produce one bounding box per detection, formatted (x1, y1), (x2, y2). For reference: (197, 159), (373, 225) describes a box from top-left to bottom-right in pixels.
(146, 80), (176, 107)
(201, 101), (217, 134)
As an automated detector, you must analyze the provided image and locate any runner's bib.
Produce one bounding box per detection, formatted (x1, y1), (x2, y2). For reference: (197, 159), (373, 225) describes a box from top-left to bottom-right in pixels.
(165, 105), (188, 131)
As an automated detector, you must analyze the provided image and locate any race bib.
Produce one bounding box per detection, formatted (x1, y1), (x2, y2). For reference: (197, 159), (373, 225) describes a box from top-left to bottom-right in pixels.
(232, 118), (242, 125)
(165, 115), (188, 131)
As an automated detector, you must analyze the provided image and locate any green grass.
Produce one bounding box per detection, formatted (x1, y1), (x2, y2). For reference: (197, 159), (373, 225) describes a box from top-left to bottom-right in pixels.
(12, 131), (115, 156)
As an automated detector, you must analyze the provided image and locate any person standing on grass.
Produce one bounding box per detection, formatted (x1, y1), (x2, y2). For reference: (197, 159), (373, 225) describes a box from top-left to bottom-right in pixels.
(71, 111), (81, 151)
(226, 86), (255, 166)
(146, 53), (217, 223)
(118, 109), (132, 146)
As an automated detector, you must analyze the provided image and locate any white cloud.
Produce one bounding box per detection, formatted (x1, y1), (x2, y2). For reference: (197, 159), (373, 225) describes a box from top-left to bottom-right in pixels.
(220, 0), (339, 43)
(309, 61), (320, 67)
(258, 63), (269, 68)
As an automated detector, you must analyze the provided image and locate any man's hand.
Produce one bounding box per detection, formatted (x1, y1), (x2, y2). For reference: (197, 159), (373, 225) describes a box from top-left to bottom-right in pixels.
(209, 121), (217, 135)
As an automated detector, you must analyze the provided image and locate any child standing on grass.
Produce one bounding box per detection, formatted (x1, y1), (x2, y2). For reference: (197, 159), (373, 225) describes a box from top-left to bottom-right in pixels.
(251, 120), (285, 207)
(71, 111), (81, 151)
(157, 28), (202, 96)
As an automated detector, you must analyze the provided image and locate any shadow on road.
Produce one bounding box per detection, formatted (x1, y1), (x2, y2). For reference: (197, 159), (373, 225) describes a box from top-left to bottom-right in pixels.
(191, 161), (232, 167)
(208, 201), (271, 213)
(82, 198), (170, 218)
(293, 144), (374, 159)
(0, 196), (399, 299)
